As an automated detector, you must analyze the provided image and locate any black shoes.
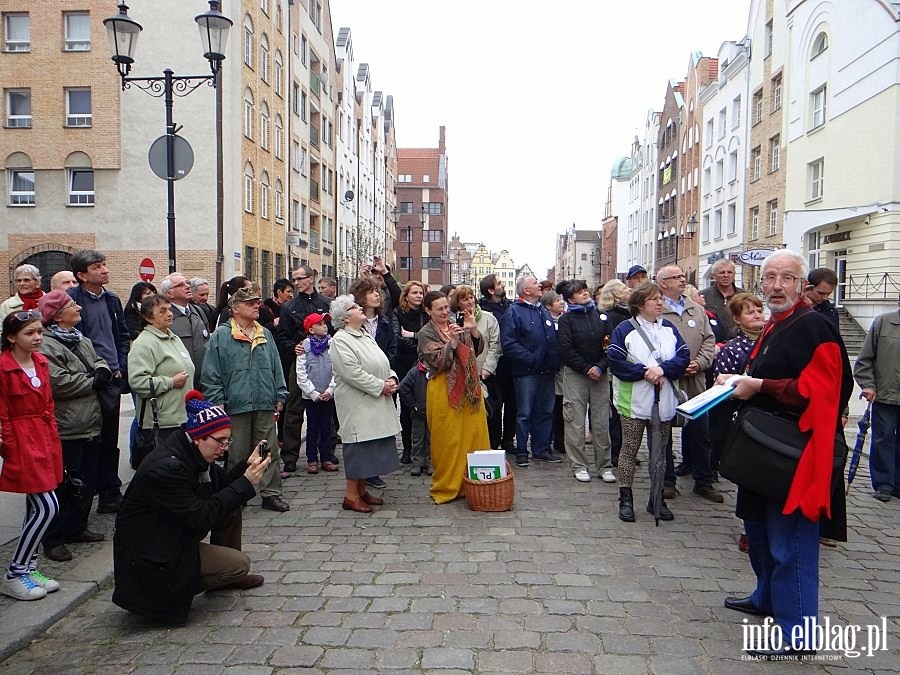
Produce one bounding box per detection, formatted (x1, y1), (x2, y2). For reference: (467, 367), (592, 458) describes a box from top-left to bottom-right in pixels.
(532, 454), (562, 463)
(65, 530), (105, 544)
(399, 450), (412, 465)
(366, 476), (387, 489)
(647, 501), (674, 521)
(618, 487), (635, 522)
(724, 595), (768, 616)
(874, 488), (892, 502)
(282, 461), (297, 474)
(97, 496), (122, 514)
(674, 462), (694, 477)
(44, 544), (73, 562)
(410, 466), (422, 476)
(515, 455), (530, 468)
(260, 496), (290, 512)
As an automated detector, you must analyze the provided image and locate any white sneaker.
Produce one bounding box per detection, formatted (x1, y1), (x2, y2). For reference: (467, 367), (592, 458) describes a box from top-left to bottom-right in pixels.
(30, 570), (60, 593)
(600, 470), (616, 483)
(1, 574), (48, 601)
(574, 470), (591, 482)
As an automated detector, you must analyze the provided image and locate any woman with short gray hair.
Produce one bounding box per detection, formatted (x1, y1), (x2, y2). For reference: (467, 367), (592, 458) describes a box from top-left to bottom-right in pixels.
(0, 264), (44, 323)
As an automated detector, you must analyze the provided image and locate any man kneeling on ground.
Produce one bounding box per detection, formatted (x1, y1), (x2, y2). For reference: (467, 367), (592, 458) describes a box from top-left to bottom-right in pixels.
(113, 390), (270, 625)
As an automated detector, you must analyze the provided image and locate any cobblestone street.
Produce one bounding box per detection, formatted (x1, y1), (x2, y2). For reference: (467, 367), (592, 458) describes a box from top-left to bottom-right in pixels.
(1, 439), (899, 674)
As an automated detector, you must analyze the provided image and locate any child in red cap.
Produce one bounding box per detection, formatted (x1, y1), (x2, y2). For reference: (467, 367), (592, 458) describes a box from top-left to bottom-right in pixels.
(297, 313), (339, 473)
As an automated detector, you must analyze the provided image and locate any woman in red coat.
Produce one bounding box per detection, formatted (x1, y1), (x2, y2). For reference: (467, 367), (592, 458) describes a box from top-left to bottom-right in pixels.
(0, 311), (64, 601)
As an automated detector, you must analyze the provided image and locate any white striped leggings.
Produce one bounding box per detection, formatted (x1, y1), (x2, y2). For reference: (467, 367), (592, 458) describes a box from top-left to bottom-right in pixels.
(7, 491), (58, 577)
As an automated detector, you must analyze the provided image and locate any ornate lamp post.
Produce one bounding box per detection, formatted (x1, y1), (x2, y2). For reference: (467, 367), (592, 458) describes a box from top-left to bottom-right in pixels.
(104, 2), (232, 273)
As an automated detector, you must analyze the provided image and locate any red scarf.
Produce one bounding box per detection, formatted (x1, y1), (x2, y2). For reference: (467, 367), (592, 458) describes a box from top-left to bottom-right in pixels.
(19, 289), (44, 311)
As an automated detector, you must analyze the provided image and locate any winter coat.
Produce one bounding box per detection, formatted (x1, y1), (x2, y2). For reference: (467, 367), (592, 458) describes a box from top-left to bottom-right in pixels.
(128, 326), (196, 429)
(659, 296), (715, 398)
(399, 363), (428, 418)
(854, 309), (900, 405)
(169, 303), (209, 388)
(0, 294), (25, 323)
(557, 303), (612, 376)
(607, 317), (690, 422)
(499, 299), (559, 377)
(201, 321), (288, 415)
(391, 305), (428, 376)
(40, 332), (106, 440)
(112, 430), (255, 625)
(331, 326), (401, 444)
(297, 337), (336, 400)
(0, 351), (64, 493)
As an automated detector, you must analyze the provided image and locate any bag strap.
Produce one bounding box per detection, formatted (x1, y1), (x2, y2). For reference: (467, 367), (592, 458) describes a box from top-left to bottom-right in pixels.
(139, 379), (159, 427)
(629, 318), (680, 399)
(45, 333), (94, 374)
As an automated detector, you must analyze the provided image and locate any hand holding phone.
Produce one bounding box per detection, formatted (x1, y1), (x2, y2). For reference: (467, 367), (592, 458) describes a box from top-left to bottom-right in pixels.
(257, 440), (270, 461)
(456, 312), (466, 327)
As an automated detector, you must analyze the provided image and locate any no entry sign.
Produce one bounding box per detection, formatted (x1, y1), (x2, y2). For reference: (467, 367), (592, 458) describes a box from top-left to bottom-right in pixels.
(139, 258), (156, 282)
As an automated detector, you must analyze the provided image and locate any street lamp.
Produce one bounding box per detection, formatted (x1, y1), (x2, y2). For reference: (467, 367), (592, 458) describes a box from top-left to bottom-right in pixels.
(657, 215), (697, 267)
(104, 2), (232, 274)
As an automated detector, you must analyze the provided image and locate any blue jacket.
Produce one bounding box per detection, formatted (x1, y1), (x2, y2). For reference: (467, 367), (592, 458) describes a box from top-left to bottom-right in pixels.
(68, 284), (130, 374)
(499, 299), (559, 377)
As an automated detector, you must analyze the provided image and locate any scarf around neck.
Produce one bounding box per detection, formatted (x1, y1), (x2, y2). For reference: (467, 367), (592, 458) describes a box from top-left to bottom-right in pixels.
(48, 323), (83, 344)
(308, 334), (330, 355)
(19, 289), (44, 311)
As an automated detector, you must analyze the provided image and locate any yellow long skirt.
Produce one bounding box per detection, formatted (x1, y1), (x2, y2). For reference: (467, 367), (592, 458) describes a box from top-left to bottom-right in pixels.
(427, 373), (491, 504)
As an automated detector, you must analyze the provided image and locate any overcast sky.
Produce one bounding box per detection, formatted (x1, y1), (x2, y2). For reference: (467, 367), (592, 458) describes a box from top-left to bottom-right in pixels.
(329, 1), (752, 276)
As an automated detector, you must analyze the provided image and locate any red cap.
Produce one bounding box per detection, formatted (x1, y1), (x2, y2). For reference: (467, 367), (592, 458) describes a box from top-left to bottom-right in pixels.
(303, 312), (330, 333)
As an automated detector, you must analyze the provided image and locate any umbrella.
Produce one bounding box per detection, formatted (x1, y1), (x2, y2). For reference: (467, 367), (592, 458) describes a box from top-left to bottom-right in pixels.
(846, 401), (872, 493)
(647, 383), (666, 526)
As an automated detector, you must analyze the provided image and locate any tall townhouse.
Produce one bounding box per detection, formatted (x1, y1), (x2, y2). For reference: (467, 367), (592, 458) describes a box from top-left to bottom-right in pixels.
(493, 249), (516, 290)
(679, 53), (718, 286)
(654, 81), (686, 278)
(469, 243), (493, 285)
(782, 0), (900, 326)
(698, 38), (750, 286)
(602, 161), (630, 286)
(0, 1), (197, 299)
(283, 0), (337, 279)
(395, 126), (448, 287)
(627, 110), (661, 276)
(743, 0), (788, 289)
(446, 234), (473, 286)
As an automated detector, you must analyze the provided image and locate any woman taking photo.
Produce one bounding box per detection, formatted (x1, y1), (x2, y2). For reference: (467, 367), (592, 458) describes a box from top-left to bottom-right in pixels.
(38, 290), (109, 562)
(391, 280), (428, 464)
(329, 295), (401, 513)
(607, 282), (689, 523)
(418, 290), (490, 504)
(128, 295), (194, 468)
(0, 311), (63, 600)
(449, 285), (502, 422)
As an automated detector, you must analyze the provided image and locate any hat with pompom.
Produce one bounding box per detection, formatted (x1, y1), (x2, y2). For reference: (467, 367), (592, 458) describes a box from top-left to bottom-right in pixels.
(183, 390), (231, 439)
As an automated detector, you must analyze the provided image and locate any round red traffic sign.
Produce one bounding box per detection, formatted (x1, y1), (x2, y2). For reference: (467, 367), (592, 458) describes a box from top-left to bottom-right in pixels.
(139, 258), (156, 282)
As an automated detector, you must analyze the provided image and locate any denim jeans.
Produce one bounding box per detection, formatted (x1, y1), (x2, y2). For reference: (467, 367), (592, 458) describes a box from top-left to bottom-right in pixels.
(869, 401), (900, 491)
(513, 372), (555, 458)
(664, 414), (715, 487)
(744, 501), (820, 648)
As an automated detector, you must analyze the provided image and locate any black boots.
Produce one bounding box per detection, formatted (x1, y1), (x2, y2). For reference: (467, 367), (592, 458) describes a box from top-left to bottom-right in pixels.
(647, 499), (674, 522)
(618, 487), (635, 522)
(400, 449), (411, 464)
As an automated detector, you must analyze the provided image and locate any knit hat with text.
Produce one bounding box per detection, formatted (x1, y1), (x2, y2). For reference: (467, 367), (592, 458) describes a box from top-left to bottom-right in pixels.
(183, 390), (231, 439)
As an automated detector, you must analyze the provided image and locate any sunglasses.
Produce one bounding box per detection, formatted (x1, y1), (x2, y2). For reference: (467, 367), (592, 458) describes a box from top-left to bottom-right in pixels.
(13, 310), (42, 322)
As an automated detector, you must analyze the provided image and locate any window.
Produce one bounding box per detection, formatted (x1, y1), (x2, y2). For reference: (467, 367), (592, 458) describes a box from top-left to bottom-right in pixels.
(322, 216), (331, 242)
(751, 90), (763, 125)
(275, 3), (282, 29)
(65, 88), (91, 127)
(422, 256), (442, 269)
(731, 95), (741, 129)
(260, 103), (269, 149)
(291, 199), (300, 230)
(769, 135), (780, 172)
(809, 158), (825, 201)
(702, 166), (711, 195)
(260, 172), (269, 219)
(274, 51), (283, 97)
(291, 82), (300, 115)
(422, 174), (430, 183)
(812, 32), (828, 58)
(764, 20), (773, 57)
(243, 92), (253, 139)
(810, 86), (826, 129)
(728, 150), (738, 183)
(400, 202), (414, 214)
(772, 74), (782, 111)
(751, 146), (761, 181)
(398, 257), (412, 270)
(63, 12), (90, 51)
(300, 35), (307, 65)
(424, 202), (443, 215)
(767, 199), (778, 236)
(424, 230), (443, 242)
(717, 108), (726, 139)
(8, 169), (34, 205)
(3, 13), (29, 51)
(274, 115), (283, 159)
(260, 0), (269, 15)
(259, 35), (269, 82)
(749, 207), (759, 240)
(310, 230), (319, 253)
(300, 148), (308, 176)
(244, 246), (256, 279)
(68, 169), (94, 205)
(274, 180), (284, 222)
(398, 174), (412, 183)
(243, 164), (253, 213)
(727, 203), (736, 235)
(291, 140), (301, 172)
(300, 91), (307, 121)
(714, 209), (722, 239)
(5, 89), (31, 127)
(715, 159), (724, 190)
(243, 21), (253, 67)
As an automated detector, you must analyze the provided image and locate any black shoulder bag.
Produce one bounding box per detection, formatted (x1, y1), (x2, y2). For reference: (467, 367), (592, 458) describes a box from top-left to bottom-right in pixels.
(131, 380), (159, 470)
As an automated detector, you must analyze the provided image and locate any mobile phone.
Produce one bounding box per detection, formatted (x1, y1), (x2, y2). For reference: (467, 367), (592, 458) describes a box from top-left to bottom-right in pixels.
(456, 312), (466, 327)
(258, 440), (270, 460)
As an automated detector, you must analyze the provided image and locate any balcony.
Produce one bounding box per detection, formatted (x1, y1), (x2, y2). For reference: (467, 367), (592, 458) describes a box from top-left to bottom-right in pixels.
(310, 180), (319, 202)
(310, 72), (320, 98)
(310, 123), (319, 148)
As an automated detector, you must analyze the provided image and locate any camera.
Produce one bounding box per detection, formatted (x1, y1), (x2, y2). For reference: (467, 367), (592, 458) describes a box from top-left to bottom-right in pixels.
(455, 312), (466, 327)
(258, 440), (270, 460)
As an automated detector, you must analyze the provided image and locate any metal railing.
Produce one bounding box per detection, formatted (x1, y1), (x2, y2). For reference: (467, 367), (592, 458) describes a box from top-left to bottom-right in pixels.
(845, 273), (900, 300)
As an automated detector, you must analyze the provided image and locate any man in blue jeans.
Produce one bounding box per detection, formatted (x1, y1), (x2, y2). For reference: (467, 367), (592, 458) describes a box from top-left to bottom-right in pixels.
(500, 276), (560, 468)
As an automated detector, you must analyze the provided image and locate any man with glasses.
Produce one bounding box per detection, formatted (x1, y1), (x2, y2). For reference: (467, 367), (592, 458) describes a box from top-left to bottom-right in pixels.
(160, 272), (208, 389)
(275, 266), (332, 474)
(202, 287), (290, 512)
(717, 250), (851, 657)
(656, 265), (723, 504)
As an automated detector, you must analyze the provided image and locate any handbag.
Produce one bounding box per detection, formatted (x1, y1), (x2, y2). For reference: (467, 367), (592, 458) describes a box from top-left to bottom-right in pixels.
(719, 404), (844, 502)
(628, 319), (689, 427)
(131, 380), (159, 470)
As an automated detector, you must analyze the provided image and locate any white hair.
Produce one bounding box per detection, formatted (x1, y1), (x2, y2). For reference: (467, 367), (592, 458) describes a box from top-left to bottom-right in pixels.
(761, 249), (808, 280)
(329, 294), (356, 331)
(14, 264), (41, 281)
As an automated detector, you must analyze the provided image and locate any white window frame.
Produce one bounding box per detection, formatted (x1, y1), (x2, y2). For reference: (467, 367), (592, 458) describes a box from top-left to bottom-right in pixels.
(301, 148), (308, 176)
(274, 117), (283, 159)
(8, 168), (35, 206)
(63, 12), (90, 51)
(244, 27), (253, 67)
(260, 0), (269, 15)
(65, 88), (92, 127)
(749, 208), (759, 240)
(768, 200), (778, 236)
(274, 181), (283, 222)
(812, 32), (828, 58)
(260, 41), (269, 82)
(291, 141), (301, 172)
(772, 75), (783, 112)
(274, 52), (283, 97)
(3, 13), (30, 52)
(260, 173), (269, 219)
(752, 91), (763, 125)
(68, 168), (94, 206)
(291, 199), (300, 230)
(243, 97), (253, 139)
(244, 170), (253, 213)
(809, 158), (825, 201)
(770, 136), (780, 172)
(5, 88), (31, 128)
(751, 147), (761, 181)
(810, 86), (826, 130)
(260, 108), (269, 150)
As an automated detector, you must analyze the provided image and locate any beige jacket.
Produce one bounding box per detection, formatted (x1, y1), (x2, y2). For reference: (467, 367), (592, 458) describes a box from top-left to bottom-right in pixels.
(660, 295), (715, 398)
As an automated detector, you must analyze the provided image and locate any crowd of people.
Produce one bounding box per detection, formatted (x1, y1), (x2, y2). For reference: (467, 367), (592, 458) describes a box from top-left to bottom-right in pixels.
(0, 248), (895, 656)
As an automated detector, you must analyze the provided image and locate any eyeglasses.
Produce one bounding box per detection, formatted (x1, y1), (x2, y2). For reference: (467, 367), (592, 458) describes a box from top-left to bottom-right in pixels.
(13, 310), (42, 322)
(292, 275), (312, 282)
(762, 273), (800, 286)
(658, 274), (686, 281)
(209, 435), (233, 448)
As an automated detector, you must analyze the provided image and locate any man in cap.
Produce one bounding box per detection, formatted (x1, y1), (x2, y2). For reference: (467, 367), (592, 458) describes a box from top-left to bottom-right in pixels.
(113, 390), (270, 625)
(625, 265), (648, 289)
(202, 287), (290, 512)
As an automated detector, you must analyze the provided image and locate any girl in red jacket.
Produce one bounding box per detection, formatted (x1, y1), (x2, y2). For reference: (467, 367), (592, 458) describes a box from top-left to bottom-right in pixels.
(0, 311), (63, 600)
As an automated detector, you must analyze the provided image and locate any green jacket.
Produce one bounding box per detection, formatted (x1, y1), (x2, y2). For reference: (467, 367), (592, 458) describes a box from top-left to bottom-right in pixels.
(200, 320), (288, 415)
(40, 332), (105, 440)
(128, 326), (196, 429)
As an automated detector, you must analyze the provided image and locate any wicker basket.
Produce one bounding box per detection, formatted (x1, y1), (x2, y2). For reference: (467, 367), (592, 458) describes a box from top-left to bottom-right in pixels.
(462, 462), (515, 512)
